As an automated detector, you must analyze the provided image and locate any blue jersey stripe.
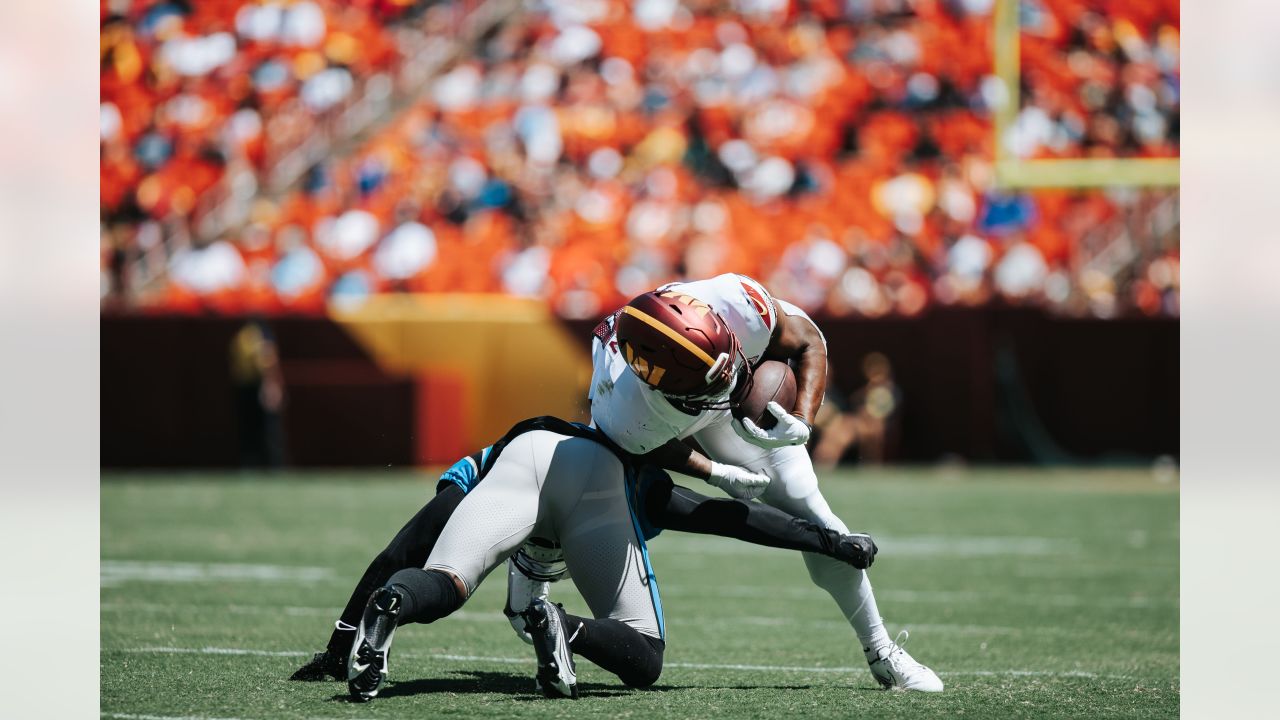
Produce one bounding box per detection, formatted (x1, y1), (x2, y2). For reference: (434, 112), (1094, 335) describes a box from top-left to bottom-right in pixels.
(623, 469), (665, 639)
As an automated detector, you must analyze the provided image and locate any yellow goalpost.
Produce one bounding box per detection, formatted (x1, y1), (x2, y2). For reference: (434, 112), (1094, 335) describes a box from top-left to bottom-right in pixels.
(991, 0), (1180, 189)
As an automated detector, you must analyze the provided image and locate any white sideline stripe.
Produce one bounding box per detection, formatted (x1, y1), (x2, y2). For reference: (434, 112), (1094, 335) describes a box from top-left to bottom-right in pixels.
(432, 655), (1126, 679)
(102, 603), (1066, 637)
(655, 534), (1081, 558)
(101, 602), (344, 618)
(129, 646), (310, 657)
(99, 560), (1173, 608)
(723, 616), (1027, 635)
(101, 560), (334, 587)
(104, 714), (248, 720)
(879, 588), (1175, 609)
(103, 707), (366, 712)
(101, 603), (507, 623)
(661, 583), (1178, 609)
(118, 646), (1130, 680)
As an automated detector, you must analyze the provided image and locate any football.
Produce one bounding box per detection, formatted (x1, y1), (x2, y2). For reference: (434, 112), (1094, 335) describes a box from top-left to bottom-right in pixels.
(734, 360), (798, 430)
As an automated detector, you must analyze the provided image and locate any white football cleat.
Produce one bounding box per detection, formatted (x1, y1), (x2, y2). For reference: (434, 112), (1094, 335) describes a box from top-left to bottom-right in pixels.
(868, 630), (944, 692)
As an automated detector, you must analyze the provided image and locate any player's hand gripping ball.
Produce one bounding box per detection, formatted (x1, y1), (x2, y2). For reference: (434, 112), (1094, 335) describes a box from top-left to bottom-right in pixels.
(732, 360), (809, 448)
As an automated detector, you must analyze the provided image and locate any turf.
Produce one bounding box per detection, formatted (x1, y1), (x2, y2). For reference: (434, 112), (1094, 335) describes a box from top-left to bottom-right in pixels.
(101, 467), (1178, 719)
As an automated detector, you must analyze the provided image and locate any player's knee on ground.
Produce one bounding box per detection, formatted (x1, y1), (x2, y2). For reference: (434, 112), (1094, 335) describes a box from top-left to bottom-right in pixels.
(618, 634), (665, 688)
(386, 567), (463, 625)
(565, 616), (666, 688)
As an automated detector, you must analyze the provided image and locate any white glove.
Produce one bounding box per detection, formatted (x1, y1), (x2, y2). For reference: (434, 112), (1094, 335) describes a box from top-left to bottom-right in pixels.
(733, 401), (812, 449)
(708, 461), (771, 499)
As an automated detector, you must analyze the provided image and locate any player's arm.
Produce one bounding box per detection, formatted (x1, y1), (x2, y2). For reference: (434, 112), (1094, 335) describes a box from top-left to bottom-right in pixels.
(635, 438), (770, 499)
(732, 303), (827, 449)
(636, 438), (710, 478)
(762, 308), (828, 427)
(642, 473), (876, 569)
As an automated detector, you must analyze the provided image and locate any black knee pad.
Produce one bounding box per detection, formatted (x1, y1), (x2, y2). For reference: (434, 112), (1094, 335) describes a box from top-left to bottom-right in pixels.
(619, 635), (665, 689)
(387, 568), (462, 625)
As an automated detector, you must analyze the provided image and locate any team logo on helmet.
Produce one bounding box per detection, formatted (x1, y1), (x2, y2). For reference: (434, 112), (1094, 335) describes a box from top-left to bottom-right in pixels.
(658, 290), (714, 318)
(622, 341), (667, 385)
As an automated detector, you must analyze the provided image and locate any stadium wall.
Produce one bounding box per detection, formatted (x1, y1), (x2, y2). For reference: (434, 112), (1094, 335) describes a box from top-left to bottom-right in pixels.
(101, 309), (1176, 468)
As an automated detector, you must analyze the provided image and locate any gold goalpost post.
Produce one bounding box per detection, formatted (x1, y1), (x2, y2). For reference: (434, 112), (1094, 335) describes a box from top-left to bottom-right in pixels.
(991, 0), (1180, 189)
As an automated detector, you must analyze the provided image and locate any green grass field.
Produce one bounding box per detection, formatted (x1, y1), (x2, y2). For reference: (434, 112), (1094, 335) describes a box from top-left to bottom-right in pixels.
(102, 467), (1178, 719)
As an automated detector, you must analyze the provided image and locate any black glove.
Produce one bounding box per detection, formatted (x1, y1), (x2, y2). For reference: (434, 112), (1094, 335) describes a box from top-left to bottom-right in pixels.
(835, 532), (878, 569)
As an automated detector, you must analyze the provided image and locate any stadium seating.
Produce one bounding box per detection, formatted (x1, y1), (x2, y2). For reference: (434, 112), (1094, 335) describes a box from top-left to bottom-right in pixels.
(100, 0), (1179, 319)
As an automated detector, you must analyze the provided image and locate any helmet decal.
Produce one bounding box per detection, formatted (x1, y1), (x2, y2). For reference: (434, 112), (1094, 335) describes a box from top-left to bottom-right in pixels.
(622, 341), (668, 385)
(618, 304), (717, 368)
(658, 290), (714, 318)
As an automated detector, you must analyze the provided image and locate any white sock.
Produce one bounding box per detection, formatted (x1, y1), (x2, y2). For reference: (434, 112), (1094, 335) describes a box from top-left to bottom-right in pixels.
(802, 553), (892, 659)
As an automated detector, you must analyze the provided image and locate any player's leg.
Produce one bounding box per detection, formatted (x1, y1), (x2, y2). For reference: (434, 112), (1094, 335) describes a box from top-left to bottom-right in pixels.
(347, 432), (547, 701)
(695, 423), (888, 646)
(753, 446), (886, 641)
(640, 467), (876, 568)
(694, 421), (942, 691)
(540, 440), (665, 692)
(290, 482), (467, 681)
(501, 462), (880, 646)
(760, 446), (942, 691)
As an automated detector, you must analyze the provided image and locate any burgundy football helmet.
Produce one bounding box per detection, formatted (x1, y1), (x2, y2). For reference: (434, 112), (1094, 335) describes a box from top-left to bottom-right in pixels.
(615, 289), (746, 408)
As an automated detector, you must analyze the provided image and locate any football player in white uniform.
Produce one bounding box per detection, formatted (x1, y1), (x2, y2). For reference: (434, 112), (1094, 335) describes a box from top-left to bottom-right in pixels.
(514, 274), (943, 692)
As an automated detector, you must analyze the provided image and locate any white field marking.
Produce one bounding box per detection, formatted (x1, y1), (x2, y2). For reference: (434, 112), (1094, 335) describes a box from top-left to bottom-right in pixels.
(653, 534), (1081, 558)
(100, 602), (505, 623)
(101, 603), (1070, 636)
(945, 670), (1107, 678)
(117, 646), (1133, 681)
(103, 714), (249, 720)
(100, 560), (334, 587)
(101, 602), (335, 617)
(1009, 564), (1178, 580)
(879, 588), (1176, 609)
(696, 615), (1047, 637)
(659, 583), (1178, 609)
(99, 556), (1168, 612)
(126, 646), (309, 657)
(103, 707), (368, 712)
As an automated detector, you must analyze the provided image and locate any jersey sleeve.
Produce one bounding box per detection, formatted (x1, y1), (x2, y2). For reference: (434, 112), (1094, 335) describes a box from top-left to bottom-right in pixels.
(438, 450), (485, 493)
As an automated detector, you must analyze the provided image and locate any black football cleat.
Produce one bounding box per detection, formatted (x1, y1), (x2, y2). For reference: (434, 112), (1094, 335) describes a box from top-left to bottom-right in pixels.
(347, 587), (402, 702)
(289, 650), (345, 681)
(522, 599), (579, 699)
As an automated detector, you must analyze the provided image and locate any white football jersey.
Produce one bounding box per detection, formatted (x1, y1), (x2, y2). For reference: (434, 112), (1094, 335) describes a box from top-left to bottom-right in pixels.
(589, 274), (788, 454)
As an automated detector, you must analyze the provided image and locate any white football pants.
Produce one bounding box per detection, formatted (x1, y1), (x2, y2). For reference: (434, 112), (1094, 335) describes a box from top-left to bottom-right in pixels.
(693, 413), (890, 652)
(425, 430), (663, 639)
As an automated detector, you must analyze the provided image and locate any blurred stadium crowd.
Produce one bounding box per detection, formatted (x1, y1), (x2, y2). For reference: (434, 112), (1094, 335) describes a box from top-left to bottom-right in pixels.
(101, 0), (1179, 319)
